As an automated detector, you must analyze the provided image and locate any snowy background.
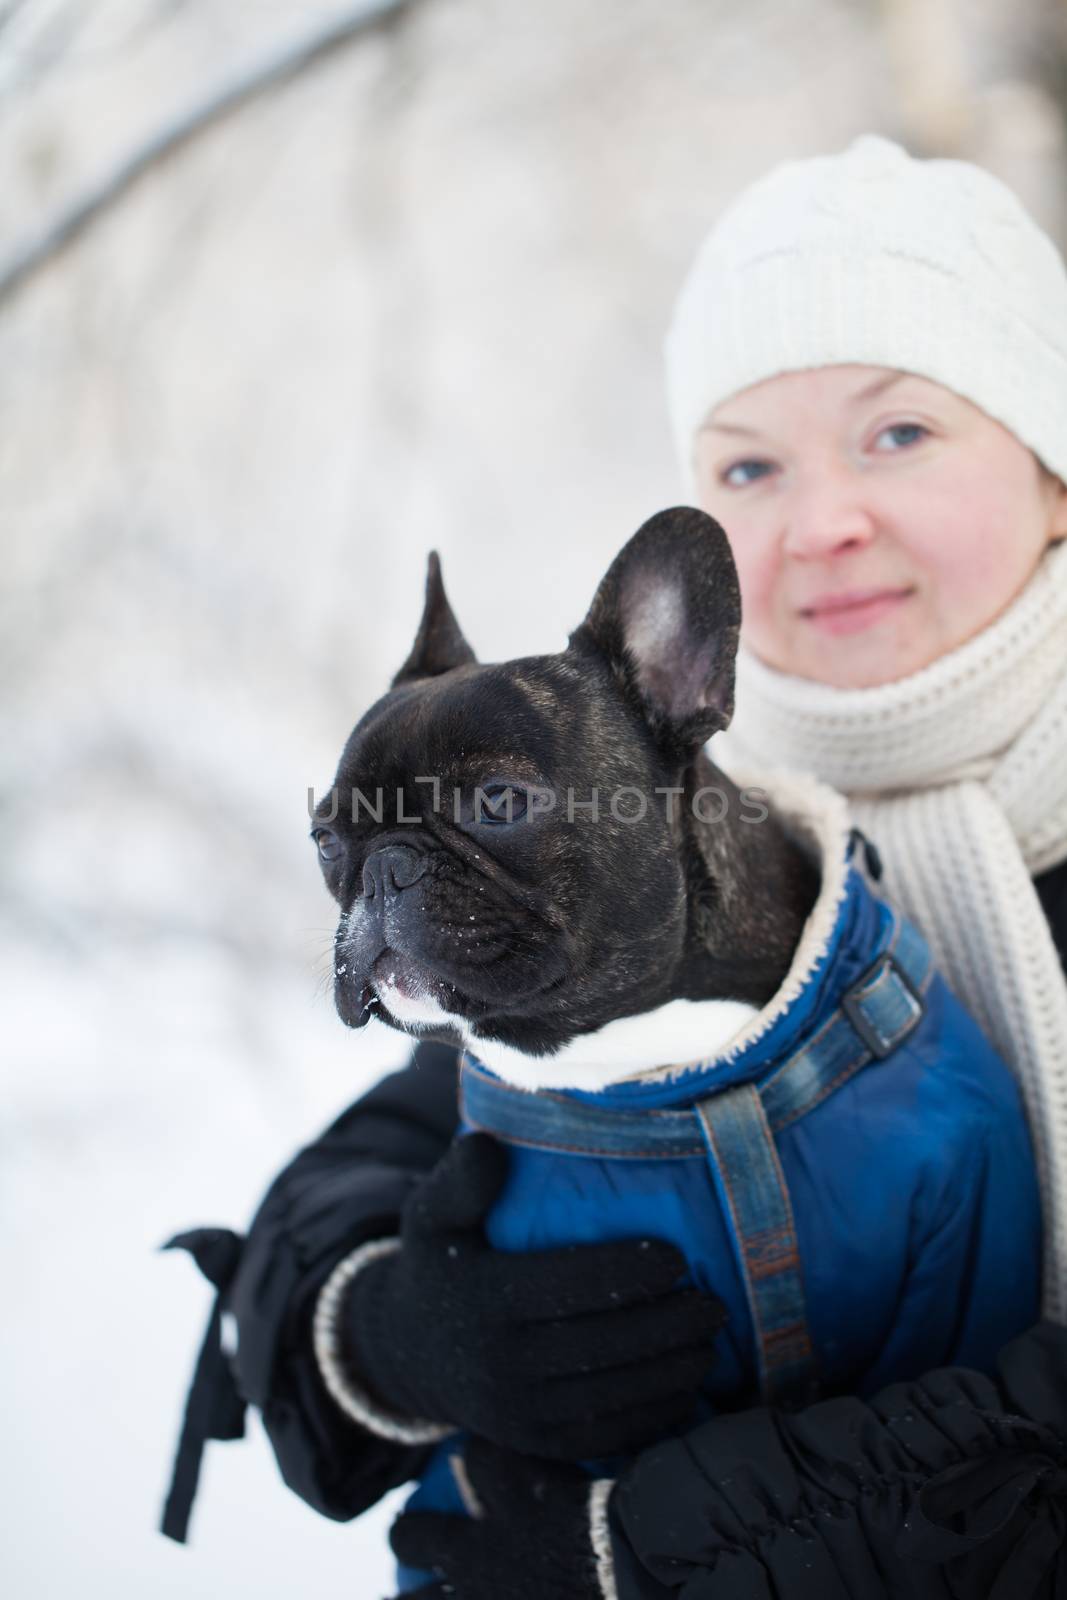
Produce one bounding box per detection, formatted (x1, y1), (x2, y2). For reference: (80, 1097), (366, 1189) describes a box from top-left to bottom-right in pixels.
(3, 1), (1067, 1594)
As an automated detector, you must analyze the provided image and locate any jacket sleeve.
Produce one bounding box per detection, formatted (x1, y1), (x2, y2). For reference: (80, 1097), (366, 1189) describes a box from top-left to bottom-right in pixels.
(168, 1038), (462, 1533)
(226, 1037), (463, 1521)
(607, 1320), (1067, 1600)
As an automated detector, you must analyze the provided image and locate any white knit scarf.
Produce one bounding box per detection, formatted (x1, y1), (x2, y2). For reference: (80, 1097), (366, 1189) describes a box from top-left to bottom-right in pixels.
(717, 539), (1067, 1322)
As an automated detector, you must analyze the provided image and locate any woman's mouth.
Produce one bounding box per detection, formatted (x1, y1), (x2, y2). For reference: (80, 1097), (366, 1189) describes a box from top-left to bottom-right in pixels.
(799, 586), (915, 636)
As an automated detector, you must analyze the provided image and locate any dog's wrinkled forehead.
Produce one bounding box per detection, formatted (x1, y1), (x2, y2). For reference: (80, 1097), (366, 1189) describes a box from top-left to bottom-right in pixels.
(337, 653), (602, 788)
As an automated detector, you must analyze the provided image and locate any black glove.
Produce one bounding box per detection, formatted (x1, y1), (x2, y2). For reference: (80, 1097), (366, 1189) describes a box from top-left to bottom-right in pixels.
(388, 1437), (605, 1600)
(341, 1131), (726, 1459)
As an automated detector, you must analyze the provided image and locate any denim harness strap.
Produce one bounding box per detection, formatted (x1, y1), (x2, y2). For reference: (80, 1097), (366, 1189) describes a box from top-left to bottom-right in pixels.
(460, 912), (932, 1408)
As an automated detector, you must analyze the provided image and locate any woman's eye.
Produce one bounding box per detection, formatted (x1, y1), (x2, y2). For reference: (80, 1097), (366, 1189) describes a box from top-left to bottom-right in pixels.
(475, 784), (529, 824)
(311, 827), (343, 862)
(721, 458), (775, 487)
(875, 422), (929, 451)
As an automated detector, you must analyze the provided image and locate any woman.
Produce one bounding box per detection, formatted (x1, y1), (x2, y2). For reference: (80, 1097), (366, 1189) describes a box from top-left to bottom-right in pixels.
(163, 136), (1067, 1597)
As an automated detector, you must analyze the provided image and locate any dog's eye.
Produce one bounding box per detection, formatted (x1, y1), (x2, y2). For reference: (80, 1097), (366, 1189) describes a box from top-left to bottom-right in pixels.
(311, 827), (343, 862)
(475, 784), (528, 824)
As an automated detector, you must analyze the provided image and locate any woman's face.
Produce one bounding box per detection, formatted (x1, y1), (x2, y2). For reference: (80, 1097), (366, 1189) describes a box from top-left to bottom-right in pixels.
(693, 364), (1067, 688)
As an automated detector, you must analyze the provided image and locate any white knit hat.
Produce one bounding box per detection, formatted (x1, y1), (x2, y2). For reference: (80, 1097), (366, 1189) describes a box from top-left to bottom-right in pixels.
(665, 134), (1067, 488)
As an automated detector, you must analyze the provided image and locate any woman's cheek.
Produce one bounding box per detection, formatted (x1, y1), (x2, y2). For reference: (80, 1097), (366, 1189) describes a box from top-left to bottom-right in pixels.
(895, 466), (1039, 638)
(728, 530), (780, 638)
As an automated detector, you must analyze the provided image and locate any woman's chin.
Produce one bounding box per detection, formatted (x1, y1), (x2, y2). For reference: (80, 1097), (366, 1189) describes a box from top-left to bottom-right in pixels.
(761, 627), (933, 690)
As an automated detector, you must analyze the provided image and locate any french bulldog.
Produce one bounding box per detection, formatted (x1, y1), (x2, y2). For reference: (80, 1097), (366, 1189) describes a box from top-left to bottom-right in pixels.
(310, 506), (820, 1078)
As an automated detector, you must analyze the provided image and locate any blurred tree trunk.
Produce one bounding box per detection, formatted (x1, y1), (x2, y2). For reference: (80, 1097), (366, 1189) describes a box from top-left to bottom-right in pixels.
(879, 0), (1067, 244)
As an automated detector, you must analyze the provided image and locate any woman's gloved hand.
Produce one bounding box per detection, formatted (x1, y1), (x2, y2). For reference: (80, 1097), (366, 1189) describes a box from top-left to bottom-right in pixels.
(388, 1437), (608, 1600)
(341, 1132), (726, 1458)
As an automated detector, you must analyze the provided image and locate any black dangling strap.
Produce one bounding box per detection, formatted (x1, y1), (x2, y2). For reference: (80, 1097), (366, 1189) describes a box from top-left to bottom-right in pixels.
(159, 1227), (247, 1545)
(848, 825), (884, 882)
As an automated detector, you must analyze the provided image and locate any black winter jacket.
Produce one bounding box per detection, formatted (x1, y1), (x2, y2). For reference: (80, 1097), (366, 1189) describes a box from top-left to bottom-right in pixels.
(165, 859), (1067, 1595)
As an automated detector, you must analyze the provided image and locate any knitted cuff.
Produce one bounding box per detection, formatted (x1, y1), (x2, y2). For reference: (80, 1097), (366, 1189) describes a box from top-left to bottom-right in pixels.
(588, 1478), (619, 1600)
(312, 1238), (451, 1447)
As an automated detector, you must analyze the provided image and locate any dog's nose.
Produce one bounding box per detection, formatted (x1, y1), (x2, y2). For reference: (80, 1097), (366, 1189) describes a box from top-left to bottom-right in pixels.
(362, 844), (428, 900)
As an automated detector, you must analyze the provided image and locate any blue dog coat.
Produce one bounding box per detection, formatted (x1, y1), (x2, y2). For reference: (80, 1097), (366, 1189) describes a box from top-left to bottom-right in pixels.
(397, 819), (1041, 1589)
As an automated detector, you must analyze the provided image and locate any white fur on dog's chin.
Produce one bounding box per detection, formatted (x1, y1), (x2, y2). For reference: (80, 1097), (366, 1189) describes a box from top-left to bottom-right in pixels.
(374, 980), (453, 1030)
(371, 981), (757, 1090)
(370, 768), (853, 1094)
(460, 997), (761, 1091)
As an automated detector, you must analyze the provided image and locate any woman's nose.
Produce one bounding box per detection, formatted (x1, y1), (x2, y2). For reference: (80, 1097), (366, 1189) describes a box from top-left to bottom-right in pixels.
(781, 478), (877, 560)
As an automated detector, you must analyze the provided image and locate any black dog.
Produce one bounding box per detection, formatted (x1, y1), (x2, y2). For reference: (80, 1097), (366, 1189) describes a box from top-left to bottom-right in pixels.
(312, 506), (819, 1076)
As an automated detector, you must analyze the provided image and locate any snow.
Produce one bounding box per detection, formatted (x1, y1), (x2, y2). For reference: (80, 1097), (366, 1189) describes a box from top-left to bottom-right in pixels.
(2, 924), (419, 1594)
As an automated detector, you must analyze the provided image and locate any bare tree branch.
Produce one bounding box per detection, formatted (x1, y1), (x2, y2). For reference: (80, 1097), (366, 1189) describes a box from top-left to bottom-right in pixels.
(0, 1), (194, 98)
(0, 0), (418, 308)
(0, 0), (33, 36)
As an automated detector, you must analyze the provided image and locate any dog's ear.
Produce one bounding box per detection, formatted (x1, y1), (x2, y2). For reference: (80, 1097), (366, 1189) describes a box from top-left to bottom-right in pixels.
(392, 551), (477, 686)
(569, 507), (741, 759)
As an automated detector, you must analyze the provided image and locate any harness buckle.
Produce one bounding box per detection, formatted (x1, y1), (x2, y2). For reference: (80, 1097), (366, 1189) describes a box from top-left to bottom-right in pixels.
(840, 949), (924, 1061)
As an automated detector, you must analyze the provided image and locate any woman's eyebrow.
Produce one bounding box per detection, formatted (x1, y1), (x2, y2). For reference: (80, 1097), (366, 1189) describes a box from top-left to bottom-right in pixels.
(701, 418), (763, 438)
(847, 371), (912, 405)
(702, 372), (915, 439)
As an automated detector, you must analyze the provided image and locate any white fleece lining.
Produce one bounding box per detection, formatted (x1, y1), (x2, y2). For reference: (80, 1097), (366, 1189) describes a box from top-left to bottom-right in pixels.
(463, 767), (854, 1091)
(668, 765), (854, 1078)
(588, 1479), (619, 1600)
